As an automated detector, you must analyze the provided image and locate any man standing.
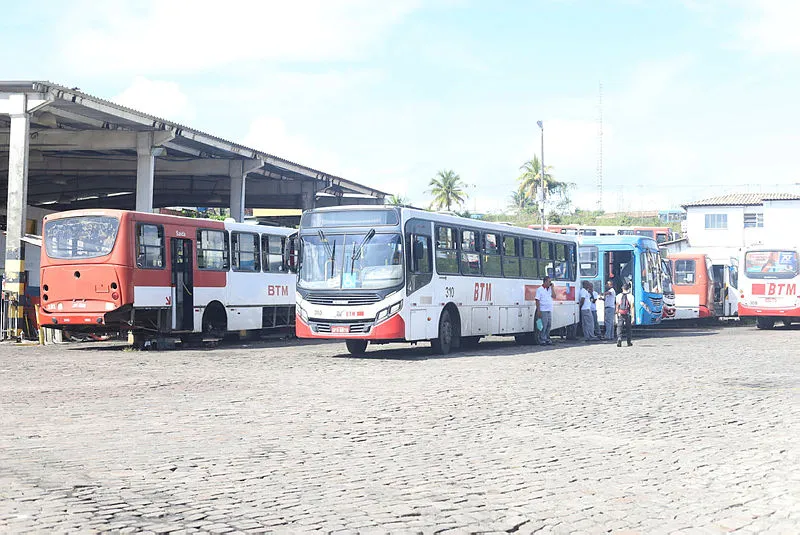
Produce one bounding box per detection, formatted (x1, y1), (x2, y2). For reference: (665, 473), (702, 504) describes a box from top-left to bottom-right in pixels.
(590, 283), (601, 338)
(616, 282), (633, 347)
(535, 276), (555, 345)
(579, 281), (599, 342)
(603, 280), (616, 340)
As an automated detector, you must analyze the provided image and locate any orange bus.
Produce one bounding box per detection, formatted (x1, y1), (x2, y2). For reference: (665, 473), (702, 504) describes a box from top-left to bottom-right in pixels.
(39, 209), (297, 344)
(666, 252), (715, 320)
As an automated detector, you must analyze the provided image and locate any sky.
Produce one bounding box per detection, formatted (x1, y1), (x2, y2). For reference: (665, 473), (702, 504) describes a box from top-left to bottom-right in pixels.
(2, 0), (800, 213)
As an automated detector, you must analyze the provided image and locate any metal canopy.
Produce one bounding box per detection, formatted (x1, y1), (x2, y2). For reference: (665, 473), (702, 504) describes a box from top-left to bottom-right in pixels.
(0, 81), (386, 212)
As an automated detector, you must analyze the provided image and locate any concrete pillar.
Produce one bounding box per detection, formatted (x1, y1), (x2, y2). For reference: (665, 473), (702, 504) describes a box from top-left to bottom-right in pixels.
(136, 132), (155, 212)
(229, 167), (245, 223)
(229, 159), (262, 223)
(3, 95), (31, 338)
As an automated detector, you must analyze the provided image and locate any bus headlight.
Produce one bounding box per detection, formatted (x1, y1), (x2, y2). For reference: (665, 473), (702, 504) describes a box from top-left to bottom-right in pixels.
(375, 301), (402, 323)
(297, 304), (308, 322)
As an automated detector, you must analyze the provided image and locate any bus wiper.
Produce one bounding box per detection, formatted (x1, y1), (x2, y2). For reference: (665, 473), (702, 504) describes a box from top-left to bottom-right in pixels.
(318, 230), (336, 278)
(350, 229), (376, 270)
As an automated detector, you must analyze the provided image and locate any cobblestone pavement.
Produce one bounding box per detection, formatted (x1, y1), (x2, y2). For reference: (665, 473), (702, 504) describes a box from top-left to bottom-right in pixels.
(1, 325), (798, 534)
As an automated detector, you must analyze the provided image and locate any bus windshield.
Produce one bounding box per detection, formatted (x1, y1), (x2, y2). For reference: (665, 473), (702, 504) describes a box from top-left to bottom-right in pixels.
(44, 215), (120, 259)
(299, 232), (403, 290)
(744, 250), (799, 279)
(640, 250), (663, 293)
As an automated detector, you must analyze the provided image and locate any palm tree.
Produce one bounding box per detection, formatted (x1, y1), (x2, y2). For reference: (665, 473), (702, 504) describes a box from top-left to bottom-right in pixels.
(508, 190), (535, 214)
(427, 170), (467, 211)
(517, 155), (569, 201)
(385, 194), (408, 206)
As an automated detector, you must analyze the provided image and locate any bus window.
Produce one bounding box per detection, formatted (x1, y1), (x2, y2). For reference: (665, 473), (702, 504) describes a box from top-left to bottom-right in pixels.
(539, 241), (554, 278)
(262, 235), (285, 272)
(232, 232), (260, 272)
(435, 226), (459, 275)
(656, 232), (668, 243)
(554, 243), (573, 281)
(521, 238), (537, 278)
(502, 235), (520, 277)
(411, 235), (432, 273)
(460, 229), (481, 275)
(674, 259), (696, 285)
(579, 246), (598, 278)
(197, 229), (230, 271)
(136, 223), (164, 269)
(483, 232), (501, 277)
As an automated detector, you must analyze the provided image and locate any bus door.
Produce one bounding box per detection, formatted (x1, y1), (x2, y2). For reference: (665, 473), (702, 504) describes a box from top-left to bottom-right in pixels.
(171, 238), (194, 331)
(606, 250), (633, 293)
(711, 264), (725, 316)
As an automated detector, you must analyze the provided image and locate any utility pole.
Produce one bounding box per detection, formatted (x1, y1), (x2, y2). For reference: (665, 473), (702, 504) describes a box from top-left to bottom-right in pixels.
(537, 120), (545, 227)
(597, 82), (604, 211)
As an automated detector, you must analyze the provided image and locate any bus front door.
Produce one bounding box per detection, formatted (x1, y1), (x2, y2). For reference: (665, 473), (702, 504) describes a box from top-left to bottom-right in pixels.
(171, 238), (194, 331)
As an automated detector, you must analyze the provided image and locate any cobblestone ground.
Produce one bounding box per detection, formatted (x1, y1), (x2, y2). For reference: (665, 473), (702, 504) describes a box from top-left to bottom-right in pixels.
(0, 325), (798, 534)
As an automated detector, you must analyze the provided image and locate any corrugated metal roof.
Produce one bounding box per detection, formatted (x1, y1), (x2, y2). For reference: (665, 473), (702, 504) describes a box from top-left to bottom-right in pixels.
(0, 80), (387, 198)
(682, 193), (800, 208)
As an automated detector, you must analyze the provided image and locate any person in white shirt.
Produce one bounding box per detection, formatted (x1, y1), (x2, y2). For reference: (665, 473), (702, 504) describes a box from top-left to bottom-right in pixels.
(535, 276), (556, 345)
(579, 281), (600, 341)
(603, 280), (616, 340)
(590, 284), (601, 338)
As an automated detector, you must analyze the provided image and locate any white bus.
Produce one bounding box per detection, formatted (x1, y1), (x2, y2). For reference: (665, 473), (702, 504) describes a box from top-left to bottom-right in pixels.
(295, 206), (580, 355)
(738, 246), (800, 329)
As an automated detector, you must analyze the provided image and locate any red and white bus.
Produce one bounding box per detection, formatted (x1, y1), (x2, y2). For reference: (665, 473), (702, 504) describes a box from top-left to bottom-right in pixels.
(530, 224), (674, 243)
(295, 206), (580, 355)
(39, 209), (297, 343)
(738, 246), (800, 329)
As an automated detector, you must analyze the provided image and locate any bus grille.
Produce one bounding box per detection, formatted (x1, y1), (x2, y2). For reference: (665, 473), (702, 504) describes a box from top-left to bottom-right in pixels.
(313, 322), (372, 334)
(650, 297), (663, 310)
(305, 293), (381, 306)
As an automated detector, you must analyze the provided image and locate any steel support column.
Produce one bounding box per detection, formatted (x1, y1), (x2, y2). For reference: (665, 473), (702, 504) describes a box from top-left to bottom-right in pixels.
(3, 95), (31, 338)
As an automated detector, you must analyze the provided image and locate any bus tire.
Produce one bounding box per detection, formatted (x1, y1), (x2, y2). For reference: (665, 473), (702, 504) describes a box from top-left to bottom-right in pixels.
(756, 317), (775, 330)
(346, 339), (368, 355)
(431, 308), (459, 355)
(202, 302), (227, 338)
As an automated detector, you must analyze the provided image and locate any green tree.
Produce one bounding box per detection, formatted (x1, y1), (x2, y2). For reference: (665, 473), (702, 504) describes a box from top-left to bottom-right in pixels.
(508, 190), (536, 214)
(516, 155), (573, 216)
(427, 169), (467, 211)
(385, 194), (409, 206)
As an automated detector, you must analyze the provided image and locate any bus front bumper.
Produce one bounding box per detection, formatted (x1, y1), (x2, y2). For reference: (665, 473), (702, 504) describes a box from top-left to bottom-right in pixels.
(296, 313), (405, 341)
(738, 304), (800, 317)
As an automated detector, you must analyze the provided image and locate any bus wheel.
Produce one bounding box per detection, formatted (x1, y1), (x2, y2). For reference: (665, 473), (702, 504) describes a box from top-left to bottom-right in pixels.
(346, 339), (368, 355)
(202, 303), (227, 338)
(756, 317), (775, 330)
(431, 309), (459, 355)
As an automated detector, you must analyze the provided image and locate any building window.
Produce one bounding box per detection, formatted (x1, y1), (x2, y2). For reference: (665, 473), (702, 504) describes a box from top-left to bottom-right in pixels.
(743, 213), (764, 228)
(704, 214), (727, 229)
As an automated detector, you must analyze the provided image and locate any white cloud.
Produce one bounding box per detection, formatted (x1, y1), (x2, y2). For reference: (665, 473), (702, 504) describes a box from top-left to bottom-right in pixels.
(243, 116), (342, 173)
(112, 77), (194, 121)
(739, 0), (800, 54)
(63, 0), (420, 74)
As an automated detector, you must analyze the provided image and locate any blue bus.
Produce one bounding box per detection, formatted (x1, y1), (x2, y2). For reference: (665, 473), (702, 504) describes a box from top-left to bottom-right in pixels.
(578, 236), (664, 325)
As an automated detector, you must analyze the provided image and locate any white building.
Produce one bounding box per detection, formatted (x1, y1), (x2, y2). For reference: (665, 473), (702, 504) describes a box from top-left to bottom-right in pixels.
(681, 193), (800, 250)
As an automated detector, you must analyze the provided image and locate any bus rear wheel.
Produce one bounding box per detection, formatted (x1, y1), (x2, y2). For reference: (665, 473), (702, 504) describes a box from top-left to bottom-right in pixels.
(431, 309), (459, 355)
(346, 339), (368, 355)
(756, 317), (775, 330)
